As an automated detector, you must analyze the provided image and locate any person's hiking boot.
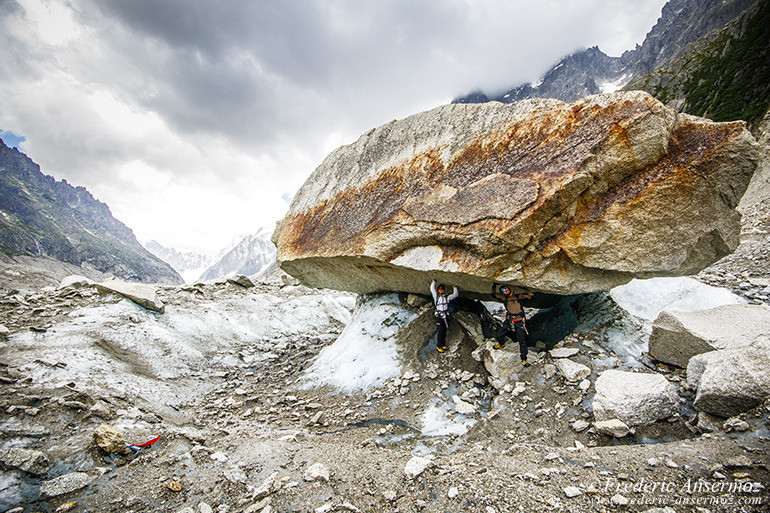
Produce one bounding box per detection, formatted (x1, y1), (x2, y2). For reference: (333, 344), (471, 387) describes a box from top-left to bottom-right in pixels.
(521, 360), (530, 367)
(437, 345), (447, 353)
(493, 341), (505, 349)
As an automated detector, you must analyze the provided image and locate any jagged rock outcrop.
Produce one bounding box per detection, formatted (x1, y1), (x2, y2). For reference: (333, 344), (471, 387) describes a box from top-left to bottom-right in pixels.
(274, 92), (759, 296)
(627, 0), (769, 124)
(649, 303), (770, 367)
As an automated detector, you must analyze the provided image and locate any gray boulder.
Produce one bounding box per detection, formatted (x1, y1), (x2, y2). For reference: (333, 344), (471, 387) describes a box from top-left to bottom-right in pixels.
(58, 275), (97, 290)
(0, 447), (50, 475)
(592, 369), (679, 426)
(274, 91), (758, 296)
(95, 279), (165, 313)
(226, 273), (255, 288)
(649, 304), (770, 367)
(687, 337), (770, 418)
(40, 472), (94, 497)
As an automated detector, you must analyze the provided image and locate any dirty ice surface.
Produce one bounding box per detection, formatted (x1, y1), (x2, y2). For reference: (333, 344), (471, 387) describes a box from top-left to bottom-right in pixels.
(301, 293), (420, 392)
(420, 400), (477, 437)
(4, 289), (355, 417)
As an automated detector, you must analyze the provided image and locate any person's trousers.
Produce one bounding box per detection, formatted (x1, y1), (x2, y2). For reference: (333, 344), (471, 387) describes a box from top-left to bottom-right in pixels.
(495, 318), (528, 361)
(436, 315), (449, 348)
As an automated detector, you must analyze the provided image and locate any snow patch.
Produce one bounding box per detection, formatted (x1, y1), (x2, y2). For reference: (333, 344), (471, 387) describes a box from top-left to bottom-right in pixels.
(610, 277), (743, 321)
(598, 73), (631, 93)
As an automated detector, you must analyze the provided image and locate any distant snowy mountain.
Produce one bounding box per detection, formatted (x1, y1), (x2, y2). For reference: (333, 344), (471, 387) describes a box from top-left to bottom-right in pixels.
(199, 229), (276, 282)
(454, 46), (637, 104)
(145, 241), (213, 283)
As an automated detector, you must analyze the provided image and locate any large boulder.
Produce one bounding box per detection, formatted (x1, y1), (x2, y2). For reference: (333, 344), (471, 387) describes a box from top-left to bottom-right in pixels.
(687, 337), (770, 418)
(95, 279), (165, 313)
(273, 91), (759, 296)
(592, 369), (679, 426)
(649, 304), (770, 367)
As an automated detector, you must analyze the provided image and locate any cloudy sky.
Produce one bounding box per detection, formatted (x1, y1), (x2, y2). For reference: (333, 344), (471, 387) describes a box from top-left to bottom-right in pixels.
(0, 0), (667, 256)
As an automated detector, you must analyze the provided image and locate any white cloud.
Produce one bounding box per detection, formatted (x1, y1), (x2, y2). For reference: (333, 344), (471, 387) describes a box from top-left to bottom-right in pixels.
(0, 0), (667, 255)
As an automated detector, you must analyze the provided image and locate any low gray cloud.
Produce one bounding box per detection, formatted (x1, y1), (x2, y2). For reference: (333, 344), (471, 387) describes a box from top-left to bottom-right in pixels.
(0, 0), (666, 254)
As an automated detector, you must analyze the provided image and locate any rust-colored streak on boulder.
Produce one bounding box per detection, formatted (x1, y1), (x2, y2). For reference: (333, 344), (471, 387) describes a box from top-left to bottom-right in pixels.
(273, 92), (759, 295)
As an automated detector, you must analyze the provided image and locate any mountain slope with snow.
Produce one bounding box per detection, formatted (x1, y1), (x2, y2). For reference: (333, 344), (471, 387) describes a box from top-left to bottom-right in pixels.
(199, 229), (276, 282)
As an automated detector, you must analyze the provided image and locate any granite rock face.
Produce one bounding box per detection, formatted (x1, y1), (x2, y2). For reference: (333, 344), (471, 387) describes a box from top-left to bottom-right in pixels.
(274, 92), (758, 296)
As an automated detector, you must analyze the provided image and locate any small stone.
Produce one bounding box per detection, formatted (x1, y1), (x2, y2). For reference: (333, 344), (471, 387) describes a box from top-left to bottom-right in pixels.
(55, 502), (78, 513)
(665, 459), (679, 468)
(555, 359), (591, 382)
(199, 504), (213, 513)
(89, 401), (115, 420)
(452, 396), (476, 415)
(611, 494), (629, 506)
(404, 456), (432, 478)
(550, 347), (580, 358)
(448, 486), (459, 499)
(93, 422), (129, 454)
(304, 462), (330, 482)
(165, 480), (184, 492)
(564, 486), (582, 498)
(594, 418), (630, 438)
(0, 447), (50, 475)
(243, 498), (271, 513)
(210, 452), (228, 463)
(41, 473), (95, 497)
(243, 497), (273, 513)
(226, 274), (255, 288)
(308, 410), (324, 425)
(723, 417), (750, 432)
(383, 490), (398, 502)
(571, 420), (590, 432)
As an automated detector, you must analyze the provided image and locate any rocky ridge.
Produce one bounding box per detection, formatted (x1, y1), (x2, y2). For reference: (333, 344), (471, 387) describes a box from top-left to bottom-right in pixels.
(453, 0), (763, 118)
(0, 139), (182, 285)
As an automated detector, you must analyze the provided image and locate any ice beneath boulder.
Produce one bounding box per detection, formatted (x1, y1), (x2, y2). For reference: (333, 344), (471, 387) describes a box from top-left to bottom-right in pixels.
(301, 294), (419, 392)
(609, 277), (743, 321)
